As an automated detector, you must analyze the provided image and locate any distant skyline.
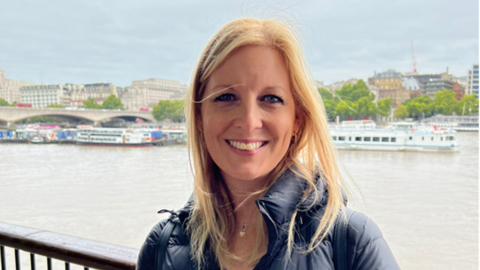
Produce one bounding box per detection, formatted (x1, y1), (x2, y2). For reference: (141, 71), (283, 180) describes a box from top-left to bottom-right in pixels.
(0, 0), (478, 87)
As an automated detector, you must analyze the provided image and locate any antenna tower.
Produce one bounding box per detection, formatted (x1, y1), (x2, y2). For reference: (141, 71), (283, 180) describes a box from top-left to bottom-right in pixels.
(411, 40), (417, 73)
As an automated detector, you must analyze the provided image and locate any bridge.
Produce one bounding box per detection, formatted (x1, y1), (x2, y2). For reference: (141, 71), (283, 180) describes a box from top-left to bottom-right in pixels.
(0, 107), (156, 127)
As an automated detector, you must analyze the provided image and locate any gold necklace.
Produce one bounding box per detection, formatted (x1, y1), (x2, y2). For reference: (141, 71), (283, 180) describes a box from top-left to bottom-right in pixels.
(239, 224), (247, 237)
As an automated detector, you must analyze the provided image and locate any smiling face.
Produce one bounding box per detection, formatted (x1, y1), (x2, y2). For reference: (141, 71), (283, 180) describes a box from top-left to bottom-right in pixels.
(199, 45), (299, 187)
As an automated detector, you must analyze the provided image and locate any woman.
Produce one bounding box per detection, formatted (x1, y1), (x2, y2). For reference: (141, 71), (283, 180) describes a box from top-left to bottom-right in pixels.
(137, 18), (400, 270)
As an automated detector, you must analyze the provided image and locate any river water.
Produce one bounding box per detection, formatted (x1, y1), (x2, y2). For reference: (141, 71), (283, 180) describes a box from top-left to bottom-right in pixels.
(0, 132), (478, 270)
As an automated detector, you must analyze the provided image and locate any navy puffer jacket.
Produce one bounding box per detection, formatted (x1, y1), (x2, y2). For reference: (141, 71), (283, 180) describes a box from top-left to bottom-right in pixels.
(137, 168), (400, 270)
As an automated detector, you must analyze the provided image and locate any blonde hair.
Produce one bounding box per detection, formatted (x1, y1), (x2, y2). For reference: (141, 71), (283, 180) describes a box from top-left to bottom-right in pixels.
(185, 18), (346, 269)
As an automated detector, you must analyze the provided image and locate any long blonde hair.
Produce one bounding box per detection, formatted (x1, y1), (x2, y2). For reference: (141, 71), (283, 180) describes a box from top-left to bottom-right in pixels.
(185, 18), (346, 269)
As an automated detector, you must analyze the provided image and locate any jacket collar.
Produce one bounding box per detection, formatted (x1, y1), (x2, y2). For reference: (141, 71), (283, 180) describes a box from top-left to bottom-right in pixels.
(257, 167), (327, 227)
(172, 167), (328, 225)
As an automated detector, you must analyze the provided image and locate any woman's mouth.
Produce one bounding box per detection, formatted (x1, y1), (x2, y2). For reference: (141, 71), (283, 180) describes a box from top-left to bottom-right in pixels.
(226, 140), (267, 151)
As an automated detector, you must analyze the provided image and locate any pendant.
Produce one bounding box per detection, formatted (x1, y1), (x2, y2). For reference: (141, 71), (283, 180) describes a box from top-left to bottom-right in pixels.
(239, 224), (247, 237)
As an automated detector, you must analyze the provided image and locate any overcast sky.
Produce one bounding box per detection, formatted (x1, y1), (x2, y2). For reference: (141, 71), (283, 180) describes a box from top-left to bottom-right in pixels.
(0, 0), (478, 87)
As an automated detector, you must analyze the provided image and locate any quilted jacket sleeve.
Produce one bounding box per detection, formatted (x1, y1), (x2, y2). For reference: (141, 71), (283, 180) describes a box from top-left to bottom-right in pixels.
(347, 211), (401, 270)
(136, 221), (167, 270)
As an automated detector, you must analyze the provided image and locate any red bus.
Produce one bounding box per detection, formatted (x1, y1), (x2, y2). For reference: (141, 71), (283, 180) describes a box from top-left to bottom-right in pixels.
(139, 107), (149, 112)
(17, 103), (32, 108)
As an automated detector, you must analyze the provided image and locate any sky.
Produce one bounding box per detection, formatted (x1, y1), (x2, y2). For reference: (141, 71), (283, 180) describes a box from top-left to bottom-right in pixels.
(0, 0), (478, 87)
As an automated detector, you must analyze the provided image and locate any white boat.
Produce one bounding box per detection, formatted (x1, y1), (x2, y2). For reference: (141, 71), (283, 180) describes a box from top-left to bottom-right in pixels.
(330, 120), (458, 152)
(30, 137), (46, 144)
(421, 115), (479, 132)
(75, 127), (153, 146)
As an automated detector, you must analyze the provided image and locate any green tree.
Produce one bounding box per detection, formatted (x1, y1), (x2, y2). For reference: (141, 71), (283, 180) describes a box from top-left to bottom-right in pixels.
(433, 90), (457, 115)
(377, 97), (393, 117)
(318, 87), (334, 100)
(152, 100), (185, 122)
(455, 94), (479, 115)
(336, 80), (373, 102)
(394, 104), (408, 119)
(334, 100), (356, 120)
(0, 98), (9, 106)
(404, 95), (434, 119)
(322, 99), (337, 120)
(102, 94), (124, 110)
(47, 104), (64, 108)
(355, 96), (376, 119)
(9, 101), (16, 107)
(83, 98), (102, 109)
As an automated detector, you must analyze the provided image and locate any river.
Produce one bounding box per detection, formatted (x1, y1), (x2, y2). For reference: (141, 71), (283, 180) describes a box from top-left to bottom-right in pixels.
(0, 132), (478, 270)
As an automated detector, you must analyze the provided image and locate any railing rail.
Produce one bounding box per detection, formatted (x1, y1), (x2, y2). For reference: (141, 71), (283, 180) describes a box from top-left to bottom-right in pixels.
(0, 222), (138, 270)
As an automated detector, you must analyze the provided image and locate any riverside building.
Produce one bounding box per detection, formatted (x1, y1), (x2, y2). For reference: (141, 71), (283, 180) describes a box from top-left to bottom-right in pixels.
(67, 83), (119, 108)
(466, 64), (479, 98)
(0, 69), (34, 104)
(19, 84), (70, 109)
(121, 78), (187, 111)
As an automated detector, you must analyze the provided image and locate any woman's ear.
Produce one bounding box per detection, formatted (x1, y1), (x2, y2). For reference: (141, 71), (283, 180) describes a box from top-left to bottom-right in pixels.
(294, 108), (303, 135)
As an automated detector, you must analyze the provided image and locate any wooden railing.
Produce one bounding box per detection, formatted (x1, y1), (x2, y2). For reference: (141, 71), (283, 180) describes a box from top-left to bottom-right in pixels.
(0, 222), (138, 270)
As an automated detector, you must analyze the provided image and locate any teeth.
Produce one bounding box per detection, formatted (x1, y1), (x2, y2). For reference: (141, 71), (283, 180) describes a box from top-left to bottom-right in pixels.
(228, 141), (263, 151)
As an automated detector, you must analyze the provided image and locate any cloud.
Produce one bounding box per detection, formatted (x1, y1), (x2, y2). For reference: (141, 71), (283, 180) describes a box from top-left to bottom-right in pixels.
(0, 0), (477, 86)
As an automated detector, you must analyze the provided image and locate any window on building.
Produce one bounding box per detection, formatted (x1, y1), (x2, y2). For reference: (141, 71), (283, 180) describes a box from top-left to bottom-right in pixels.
(381, 137), (389, 142)
(338, 136), (345, 141)
(364, 137), (371, 142)
(373, 137), (380, 142)
(355, 137), (362, 142)
(391, 137), (396, 142)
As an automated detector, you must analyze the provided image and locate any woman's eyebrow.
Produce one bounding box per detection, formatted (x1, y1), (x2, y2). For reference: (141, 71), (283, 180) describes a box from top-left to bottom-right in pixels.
(210, 84), (241, 93)
(196, 84), (244, 103)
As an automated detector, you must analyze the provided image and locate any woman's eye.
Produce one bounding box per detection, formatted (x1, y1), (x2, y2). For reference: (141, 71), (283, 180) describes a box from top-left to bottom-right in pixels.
(214, 93), (236, 102)
(262, 95), (283, 104)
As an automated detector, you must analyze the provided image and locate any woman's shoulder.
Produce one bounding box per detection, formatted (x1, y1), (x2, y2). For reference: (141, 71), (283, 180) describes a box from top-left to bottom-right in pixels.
(136, 215), (192, 270)
(344, 208), (401, 270)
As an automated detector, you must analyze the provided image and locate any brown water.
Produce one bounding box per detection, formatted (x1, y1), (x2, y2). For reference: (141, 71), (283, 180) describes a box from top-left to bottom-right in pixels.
(0, 133), (478, 270)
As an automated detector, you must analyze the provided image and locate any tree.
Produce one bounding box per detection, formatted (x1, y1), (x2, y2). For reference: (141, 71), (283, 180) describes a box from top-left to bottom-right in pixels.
(394, 104), (408, 119)
(455, 94), (479, 115)
(334, 100), (356, 120)
(102, 94), (124, 110)
(83, 98), (102, 109)
(152, 100), (185, 122)
(404, 95), (433, 119)
(377, 97), (393, 117)
(0, 98), (9, 106)
(322, 99), (337, 120)
(433, 90), (457, 115)
(47, 104), (64, 108)
(355, 96), (376, 119)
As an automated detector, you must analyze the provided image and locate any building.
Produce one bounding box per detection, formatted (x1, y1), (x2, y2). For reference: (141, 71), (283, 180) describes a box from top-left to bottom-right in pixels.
(466, 64), (479, 98)
(423, 79), (454, 98)
(377, 89), (417, 107)
(121, 78), (188, 111)
(453, 82), (465, 101)
(0, 69), (35, 103)
(66, 82), (118, 107)
(373, 71), (421, 106)
(19, 84), (70, 109)
(373, 70), (402, 90)
(324, 78), (358, 91)
(402, 77), (421, 91)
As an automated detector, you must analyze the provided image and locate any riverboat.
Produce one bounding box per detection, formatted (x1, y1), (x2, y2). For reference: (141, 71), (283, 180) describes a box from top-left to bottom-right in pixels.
(330, 120), (458, 152)
(421, 115), (479, 132)
(75, 127), (153, 146)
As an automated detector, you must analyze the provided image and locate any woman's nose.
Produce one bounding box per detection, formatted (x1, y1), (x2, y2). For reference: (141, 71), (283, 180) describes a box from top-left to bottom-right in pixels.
(234, 100), (263, 132)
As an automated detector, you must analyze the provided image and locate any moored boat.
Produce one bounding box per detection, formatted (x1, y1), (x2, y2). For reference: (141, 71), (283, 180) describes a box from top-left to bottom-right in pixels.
(75, 126), (153, 146)
(330, 120), (459, 152)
